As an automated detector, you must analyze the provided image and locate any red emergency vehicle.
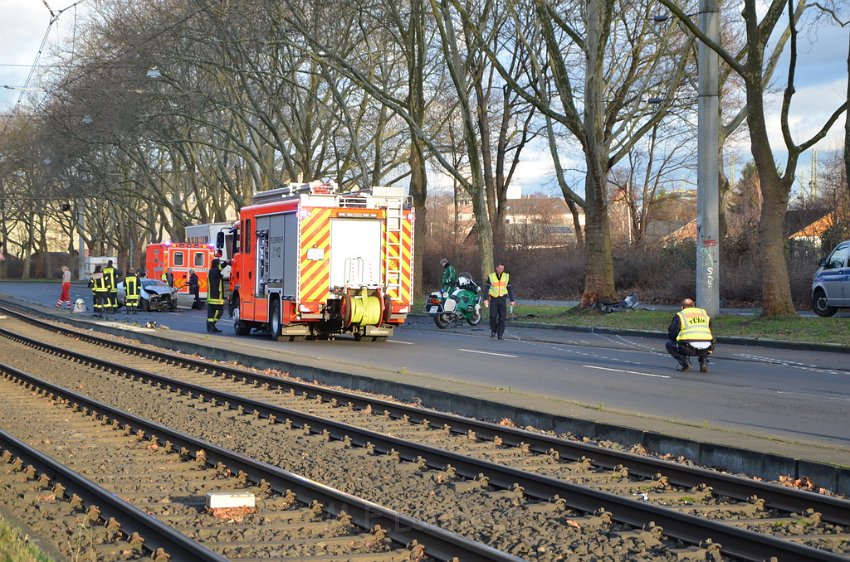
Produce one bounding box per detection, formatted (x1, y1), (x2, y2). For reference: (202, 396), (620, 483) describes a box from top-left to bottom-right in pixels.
(144, 242), (216, 298)
(224, 182), (414, 341)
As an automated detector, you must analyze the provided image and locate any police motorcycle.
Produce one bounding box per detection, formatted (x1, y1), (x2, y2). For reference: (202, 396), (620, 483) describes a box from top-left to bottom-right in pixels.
(425, 274), (483, 328)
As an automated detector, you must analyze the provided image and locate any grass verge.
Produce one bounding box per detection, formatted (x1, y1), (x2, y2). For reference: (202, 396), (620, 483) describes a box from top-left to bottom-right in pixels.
(0, 517), (53, 562)
(511, 305), (850, 346)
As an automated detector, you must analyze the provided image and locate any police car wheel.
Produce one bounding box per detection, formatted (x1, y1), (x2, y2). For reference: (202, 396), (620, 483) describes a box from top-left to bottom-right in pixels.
(812, 289), (837, 317)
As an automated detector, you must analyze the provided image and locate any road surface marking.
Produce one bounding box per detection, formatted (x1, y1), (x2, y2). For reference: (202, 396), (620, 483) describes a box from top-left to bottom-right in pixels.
(585, 365), (671, 379)
(459, 348), (517, 358)
(776, 391), (850, 402)
(389, 340), (414, 345)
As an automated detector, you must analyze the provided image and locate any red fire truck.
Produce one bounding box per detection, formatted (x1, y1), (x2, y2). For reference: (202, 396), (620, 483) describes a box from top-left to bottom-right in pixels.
(144, 242), (216, 298)
(223, 182), (414, 341)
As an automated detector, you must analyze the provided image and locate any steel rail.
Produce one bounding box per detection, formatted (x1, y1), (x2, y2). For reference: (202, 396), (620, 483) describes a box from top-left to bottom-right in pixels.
(0, 361), (522, 562)
(1, 327), (847, 561)
(2, 302), (848, 528)
(0, 429), (228, 562)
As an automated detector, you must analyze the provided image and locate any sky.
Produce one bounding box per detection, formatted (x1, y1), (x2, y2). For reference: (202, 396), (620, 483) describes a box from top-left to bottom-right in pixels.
(2, 0), (847, 198)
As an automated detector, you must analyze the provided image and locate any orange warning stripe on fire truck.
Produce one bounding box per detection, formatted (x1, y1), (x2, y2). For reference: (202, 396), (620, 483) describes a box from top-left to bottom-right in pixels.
(384, 220), (413, 303)
(299, 208), (332, 304)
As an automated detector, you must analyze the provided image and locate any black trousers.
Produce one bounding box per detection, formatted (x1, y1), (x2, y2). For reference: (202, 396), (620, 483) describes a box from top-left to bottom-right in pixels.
(207, 302), (223, 329)
(666, 340), (711, 365)
(92, 292), (108, 315)
(489, 296), (508, 337)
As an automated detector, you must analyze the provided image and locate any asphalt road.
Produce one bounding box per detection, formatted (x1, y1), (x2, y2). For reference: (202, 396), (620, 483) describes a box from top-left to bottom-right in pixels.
(2, 281), (848, 451)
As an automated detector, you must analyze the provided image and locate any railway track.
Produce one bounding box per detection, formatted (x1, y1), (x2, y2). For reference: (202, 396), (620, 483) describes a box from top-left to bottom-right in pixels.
(1, 304), (849, 560)
(0, 362), (512, 561)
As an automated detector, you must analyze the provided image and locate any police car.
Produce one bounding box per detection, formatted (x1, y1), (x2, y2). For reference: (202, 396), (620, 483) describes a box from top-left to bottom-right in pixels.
(811, 240), (850, 317)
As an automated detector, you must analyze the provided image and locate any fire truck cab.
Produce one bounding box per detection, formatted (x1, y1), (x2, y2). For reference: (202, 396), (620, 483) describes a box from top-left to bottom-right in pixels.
(225, 182), (414, 341)
(144, 242), (216, 298)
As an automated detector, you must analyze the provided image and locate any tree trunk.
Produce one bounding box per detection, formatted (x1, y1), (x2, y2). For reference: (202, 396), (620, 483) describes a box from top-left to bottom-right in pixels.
(845, 32), (850, 195)
(757, 178), (795, 315)
(748, 92), (795, 315)
(565, 199), (584, 250)
(580, 0), (615, 303)
(409, 137), (427, 297)
(582, 165), (615, 302)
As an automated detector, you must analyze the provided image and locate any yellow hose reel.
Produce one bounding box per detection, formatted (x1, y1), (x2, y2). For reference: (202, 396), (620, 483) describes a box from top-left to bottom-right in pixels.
(344, 288), (383, 327)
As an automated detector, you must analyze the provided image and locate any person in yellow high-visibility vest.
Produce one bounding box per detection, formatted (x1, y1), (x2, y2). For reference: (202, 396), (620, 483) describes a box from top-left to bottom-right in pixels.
(482, 263), (515, 340)
(124, 270), (141, 313)
(666, 298), (715, 372)
(89, 265), (108, 318)
(206, 259), (226, 333)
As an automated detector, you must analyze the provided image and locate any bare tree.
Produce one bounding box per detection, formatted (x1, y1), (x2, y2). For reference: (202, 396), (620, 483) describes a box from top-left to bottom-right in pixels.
(658, 0), (849, 315)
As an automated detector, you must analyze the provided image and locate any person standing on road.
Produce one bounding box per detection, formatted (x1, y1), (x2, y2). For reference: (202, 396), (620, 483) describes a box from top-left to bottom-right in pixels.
(102, 260), (121, 314)
(206, 259), (226, 333)
(666, 297), (715, 372)
(483, 263), (515, 340)
(162, 267), (174, 288)
(55, 265), (72, 309)
(124, 269), (140, 313)
(440, 258), (457, 294)
(188, 269), (200, 309)
(89, 265), (108, 318)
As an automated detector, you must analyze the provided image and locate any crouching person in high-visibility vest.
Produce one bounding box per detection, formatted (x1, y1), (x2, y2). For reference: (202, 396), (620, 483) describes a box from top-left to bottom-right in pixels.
(206, 259), (226, 333)
(665, 298), (715, 373)
(89, 265), (108, 318)
(124, 270), (140, 313)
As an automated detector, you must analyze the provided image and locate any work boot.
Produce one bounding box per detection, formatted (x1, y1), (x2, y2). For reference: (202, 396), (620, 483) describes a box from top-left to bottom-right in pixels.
(676, 361), (690, 372)
(699, 359), (709, 373)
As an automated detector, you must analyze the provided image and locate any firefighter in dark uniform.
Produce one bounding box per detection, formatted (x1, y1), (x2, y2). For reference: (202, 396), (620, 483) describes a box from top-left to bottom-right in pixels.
(207, 259), (226, 333)
(102, 260), (121, 314)
(89, 265), (108, 317)
(666, 297), (715, 372)
(124, 269), (140, 313)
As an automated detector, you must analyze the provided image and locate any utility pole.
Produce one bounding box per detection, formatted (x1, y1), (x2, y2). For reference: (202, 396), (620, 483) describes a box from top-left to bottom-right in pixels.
(697, 0), (720, 316)
(77, 199), (85, 280)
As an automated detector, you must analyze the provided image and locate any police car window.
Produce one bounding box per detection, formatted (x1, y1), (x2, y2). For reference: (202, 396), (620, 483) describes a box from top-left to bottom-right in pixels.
(193, 252), (205, 267)
(827, 246), (849, 269)
(173, 252), (185, 266)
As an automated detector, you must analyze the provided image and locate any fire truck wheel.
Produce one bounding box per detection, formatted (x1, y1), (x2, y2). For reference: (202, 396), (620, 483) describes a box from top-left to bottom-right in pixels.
(270, 300), (285, 342)
(232, 296), (251, 336)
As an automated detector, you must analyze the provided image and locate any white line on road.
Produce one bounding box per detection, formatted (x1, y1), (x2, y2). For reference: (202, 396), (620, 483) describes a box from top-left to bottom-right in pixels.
(776, 391), (850, 402)
(584, 365), (671, 379)
(459, 348), (518, 358)
(389, 340), (414, 345)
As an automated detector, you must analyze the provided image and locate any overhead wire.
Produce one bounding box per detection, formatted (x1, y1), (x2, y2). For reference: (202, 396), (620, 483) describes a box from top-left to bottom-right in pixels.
(0, 0), (87, 136)
(1, 0), (223, 142)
